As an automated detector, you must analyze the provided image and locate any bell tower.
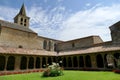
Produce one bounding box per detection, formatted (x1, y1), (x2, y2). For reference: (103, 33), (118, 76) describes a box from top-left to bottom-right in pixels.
(14, 4), (30, 28)
(110, 21), (120, 44)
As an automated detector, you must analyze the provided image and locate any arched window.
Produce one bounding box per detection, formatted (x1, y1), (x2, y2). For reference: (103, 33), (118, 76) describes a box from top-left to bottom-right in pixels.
(0, 56), (5, 71)
(28, 57), (34, 69)
(7, 56), (15, 70)
(68, 57), (72, 67)
(79, 56), (84, 67)
(85, 55), (91, 67)
(73, 56), (78, 67)
(48, 41), (52, 51)
(20, 56), (27, 70)
(43, 40), (47, 49)
(54, 43), (57, 51)
(36, 57), (40, 68)
(72, 43), (75, 48)
(96, 54), (104, 68)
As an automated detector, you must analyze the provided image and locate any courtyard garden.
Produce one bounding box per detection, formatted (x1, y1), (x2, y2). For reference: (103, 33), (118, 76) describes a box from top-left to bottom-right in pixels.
(0, 70), (120, 80)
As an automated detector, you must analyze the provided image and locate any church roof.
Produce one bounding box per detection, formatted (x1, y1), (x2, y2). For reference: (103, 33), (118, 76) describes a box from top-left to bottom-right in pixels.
(0, 19), (36, 33)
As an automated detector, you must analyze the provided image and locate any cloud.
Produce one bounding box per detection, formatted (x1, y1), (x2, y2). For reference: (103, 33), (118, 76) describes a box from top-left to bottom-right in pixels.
(86, 3), (91, 7)
(27, 5), (67, 39)
(0, 6), (18, 22)
(57, 0), (63, 2)
(59, 4), (120, 41)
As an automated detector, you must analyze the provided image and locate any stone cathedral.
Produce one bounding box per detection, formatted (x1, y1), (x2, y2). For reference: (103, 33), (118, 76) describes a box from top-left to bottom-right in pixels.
(0, 4), (120, 75)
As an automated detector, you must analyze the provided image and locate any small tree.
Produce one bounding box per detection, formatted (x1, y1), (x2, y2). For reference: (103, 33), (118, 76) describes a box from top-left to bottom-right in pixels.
(42, 62), (63, 77)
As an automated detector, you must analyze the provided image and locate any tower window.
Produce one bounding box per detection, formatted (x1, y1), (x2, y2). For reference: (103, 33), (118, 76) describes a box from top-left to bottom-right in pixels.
(24, 19), (26, 22)
(24, 24), (26, 26)
(21, 18), (23, 21)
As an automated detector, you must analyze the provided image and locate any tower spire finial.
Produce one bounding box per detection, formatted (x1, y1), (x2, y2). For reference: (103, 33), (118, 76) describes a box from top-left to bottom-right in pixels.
(19, 3), (26, 16)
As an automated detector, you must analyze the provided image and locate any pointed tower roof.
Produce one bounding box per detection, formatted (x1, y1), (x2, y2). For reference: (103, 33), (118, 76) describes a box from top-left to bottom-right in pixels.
(18, 3), (26, 16)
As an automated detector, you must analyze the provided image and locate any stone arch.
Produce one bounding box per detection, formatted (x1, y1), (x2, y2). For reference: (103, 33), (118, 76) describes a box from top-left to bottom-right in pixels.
(68, 57), (72, 67)
(63, 57), (67, 67)
(53, 57), (56, 63)
(42, 57), (46, 68)
(0, 56), (5, 71)
(28, 57), (34, 69)
(96, 54), (104, 68)
(114, 53), (120, 68)
(85, 55), (91, 67)
(20, 56), (27, 70)
(7, 56), (15, 70)
(36, 57), (40, 68)
(79, 56), (84, 67)
(48, 57), (52, 65)
(73, 56), (78, 67)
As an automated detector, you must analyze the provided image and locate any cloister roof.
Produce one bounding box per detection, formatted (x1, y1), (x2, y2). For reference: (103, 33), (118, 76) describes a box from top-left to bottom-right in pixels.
(0, 47), (56, 56)
(58, 44), (120, 56)
(0, 43), (120, 56)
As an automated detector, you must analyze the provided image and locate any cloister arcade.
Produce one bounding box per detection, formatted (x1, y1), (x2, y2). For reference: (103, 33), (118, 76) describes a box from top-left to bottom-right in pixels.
(0, 52), (119, 72)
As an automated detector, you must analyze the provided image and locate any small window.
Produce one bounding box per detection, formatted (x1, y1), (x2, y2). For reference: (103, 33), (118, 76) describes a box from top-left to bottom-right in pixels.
(21, 23), (23, 25)
(19, 45), (23, 48)
(72, 43), (75, 48)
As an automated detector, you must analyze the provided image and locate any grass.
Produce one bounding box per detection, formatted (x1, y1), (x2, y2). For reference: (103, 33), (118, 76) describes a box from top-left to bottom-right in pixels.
(0, 70), (120, 80)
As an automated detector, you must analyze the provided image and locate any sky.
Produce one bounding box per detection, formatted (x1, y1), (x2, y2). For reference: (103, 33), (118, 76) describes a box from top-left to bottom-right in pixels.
(0, 0), (120, 41)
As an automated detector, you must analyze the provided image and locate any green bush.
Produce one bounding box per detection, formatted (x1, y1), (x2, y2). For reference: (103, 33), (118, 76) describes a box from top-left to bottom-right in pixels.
(42, 62), (63, 77)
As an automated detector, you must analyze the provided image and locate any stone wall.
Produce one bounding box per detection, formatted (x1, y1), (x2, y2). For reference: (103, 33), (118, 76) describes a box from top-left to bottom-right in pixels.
(0, 26), (58, 51)
(57, 36), (103, 51)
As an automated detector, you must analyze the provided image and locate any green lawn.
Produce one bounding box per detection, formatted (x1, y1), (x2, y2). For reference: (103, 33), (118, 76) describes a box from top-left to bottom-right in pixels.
(0, 70), (120, 80)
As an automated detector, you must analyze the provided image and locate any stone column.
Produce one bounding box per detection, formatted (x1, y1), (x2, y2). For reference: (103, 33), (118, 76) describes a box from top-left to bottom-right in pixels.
(66, 57), (68, 68)
(91, 54), (97, 68)
(4, 55), (8, 71)
(40, 57), (42, 68)
(46, 57), (48, 65)
(102, 53), (106, 69)
(33, 57), (36, 69)
(83, 55), (86, 68)
(71, 56), (73, 68)
(14, 55), (21, 71)
(26, 56), (29, 70)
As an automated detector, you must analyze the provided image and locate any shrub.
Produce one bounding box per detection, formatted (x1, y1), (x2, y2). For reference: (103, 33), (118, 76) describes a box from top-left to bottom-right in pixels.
(42, 62), (63, 77)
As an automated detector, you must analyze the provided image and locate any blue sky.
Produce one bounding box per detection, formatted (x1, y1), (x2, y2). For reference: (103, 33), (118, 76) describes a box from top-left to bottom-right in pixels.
(0, 0), (120, 41)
